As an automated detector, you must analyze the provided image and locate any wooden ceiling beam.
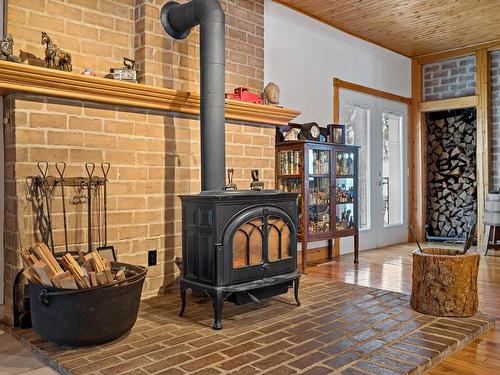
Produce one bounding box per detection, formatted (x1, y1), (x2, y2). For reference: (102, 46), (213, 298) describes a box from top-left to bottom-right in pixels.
(273, 0), (500, 58)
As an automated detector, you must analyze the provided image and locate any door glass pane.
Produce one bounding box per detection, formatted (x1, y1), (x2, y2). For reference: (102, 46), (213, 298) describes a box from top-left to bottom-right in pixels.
(308, 149), (330, 175)
(268, 216), (292, 262)
(382, 112), (403, 226)
(279, 150), (301, 175)
(233, 218), (263, 268)
(336, 177), (355, 230)
(308, 176), (331, 234)
(344, 104), (369, 229)
(279, 177), (302, 235)
(308, 148), (331, 235)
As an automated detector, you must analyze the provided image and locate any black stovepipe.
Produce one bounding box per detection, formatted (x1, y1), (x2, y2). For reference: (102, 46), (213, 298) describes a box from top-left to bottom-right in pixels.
(160, 0), (226, 191)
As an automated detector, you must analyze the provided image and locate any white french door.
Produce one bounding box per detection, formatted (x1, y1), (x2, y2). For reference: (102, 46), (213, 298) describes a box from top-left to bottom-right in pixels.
(339, 89), (408, 251)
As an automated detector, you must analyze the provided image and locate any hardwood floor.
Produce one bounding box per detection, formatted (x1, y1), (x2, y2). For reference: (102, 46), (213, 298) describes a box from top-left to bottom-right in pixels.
(0, 328), (56, 374)
(307, 242), (500, 374)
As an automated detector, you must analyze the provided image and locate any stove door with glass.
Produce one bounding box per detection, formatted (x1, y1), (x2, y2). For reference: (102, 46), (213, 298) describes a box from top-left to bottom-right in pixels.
(223, 205), (297, 285)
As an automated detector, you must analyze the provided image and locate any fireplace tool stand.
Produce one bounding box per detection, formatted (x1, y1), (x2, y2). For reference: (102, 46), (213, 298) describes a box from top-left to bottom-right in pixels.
(179, 272), (301, 330)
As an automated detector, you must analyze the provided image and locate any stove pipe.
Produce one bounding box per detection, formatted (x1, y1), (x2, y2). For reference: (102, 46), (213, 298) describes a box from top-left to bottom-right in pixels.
(160, 0), (226, 191)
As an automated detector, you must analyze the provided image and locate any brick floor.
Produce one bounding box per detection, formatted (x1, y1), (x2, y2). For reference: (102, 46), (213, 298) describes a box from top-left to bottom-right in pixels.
(12, 278), (494, 374)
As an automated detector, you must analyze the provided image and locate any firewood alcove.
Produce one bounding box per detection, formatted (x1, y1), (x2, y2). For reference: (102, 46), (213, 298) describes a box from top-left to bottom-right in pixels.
(411, 248), (479, 317)
(425, 108), (477, 241)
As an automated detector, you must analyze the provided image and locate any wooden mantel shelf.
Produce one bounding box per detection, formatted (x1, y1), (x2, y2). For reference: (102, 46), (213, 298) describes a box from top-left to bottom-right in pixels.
(0, 61), (300, 126)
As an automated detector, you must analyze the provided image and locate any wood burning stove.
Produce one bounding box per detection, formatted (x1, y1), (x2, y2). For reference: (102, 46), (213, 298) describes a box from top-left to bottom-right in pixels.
(179, 191), (300, 329)
(160, 0), (300, 329)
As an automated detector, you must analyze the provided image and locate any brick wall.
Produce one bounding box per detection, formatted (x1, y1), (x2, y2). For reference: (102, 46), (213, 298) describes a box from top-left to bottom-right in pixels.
(7, 0), (264, 92)
(3, 0), (270, 324)
(8, 0), (136, 76)
(422, 55), (476, 101)
(491, 50), (500, 191)
(135, 0), (264, 92)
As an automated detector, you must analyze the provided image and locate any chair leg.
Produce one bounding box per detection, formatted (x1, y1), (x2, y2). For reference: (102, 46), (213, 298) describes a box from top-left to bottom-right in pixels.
(483, 225), (491, 256)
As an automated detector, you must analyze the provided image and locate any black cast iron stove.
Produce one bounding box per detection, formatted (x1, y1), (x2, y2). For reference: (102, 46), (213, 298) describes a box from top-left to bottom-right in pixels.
(160, 0), (300, 330)
(180, 190), (300, 329)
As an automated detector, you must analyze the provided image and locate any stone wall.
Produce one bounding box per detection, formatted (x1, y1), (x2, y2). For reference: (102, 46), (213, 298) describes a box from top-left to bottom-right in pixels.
(490, 50), (500, 191)
(2, 0), (271, 324)
(422, 55), (476, 101)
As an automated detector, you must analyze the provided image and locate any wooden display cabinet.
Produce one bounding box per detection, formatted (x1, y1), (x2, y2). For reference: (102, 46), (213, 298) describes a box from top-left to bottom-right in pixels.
(275, 140), (360, 272)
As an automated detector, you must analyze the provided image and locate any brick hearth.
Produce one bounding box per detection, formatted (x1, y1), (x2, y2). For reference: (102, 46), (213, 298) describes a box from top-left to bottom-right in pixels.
(12, 278), (494, 375)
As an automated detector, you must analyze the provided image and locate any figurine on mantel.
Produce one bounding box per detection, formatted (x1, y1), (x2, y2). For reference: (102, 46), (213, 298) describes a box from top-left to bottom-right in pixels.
(0, 34), (22, 63)
(264, 82), (280, 106)
(105, 57), (138, 83)
(41, 32), (72, 71)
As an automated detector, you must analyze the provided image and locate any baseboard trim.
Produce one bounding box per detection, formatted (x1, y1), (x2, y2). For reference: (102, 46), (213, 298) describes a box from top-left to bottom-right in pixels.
(297, 246), (330, 265)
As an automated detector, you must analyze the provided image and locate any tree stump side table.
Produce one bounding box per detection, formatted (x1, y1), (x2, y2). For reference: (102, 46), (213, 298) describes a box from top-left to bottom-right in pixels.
(410, 248), (480, 317)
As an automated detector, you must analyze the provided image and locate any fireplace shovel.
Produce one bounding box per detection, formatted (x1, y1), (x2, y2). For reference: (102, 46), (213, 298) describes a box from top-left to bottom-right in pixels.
(96, 162), (116, 262)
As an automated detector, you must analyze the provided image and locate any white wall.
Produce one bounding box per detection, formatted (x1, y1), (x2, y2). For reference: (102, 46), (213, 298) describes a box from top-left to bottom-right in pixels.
(264, 0), (411, 125)
(264, 1), (411, 252)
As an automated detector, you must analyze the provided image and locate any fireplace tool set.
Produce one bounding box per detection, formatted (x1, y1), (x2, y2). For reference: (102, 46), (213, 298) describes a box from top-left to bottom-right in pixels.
(27, 161), (115, 260)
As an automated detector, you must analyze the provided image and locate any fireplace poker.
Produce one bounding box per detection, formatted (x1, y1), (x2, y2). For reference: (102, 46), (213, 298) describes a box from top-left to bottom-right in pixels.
(55, 162), (69, 254)
(409, 225), (423, 252)
(96, 162), (116, 261)
(225, 168), (237, 190)
(84, 163), (96, 252)
(96, 176), (101, 248)
(37, 161), (55, 253)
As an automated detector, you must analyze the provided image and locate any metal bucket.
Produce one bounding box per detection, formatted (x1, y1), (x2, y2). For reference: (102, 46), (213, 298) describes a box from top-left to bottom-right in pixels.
(29, 262), (147, 346)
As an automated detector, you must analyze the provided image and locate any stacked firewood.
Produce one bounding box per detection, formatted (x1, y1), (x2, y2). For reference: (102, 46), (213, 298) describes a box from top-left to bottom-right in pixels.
(426, 111), (477, 239)
(21, 243), (125, 289)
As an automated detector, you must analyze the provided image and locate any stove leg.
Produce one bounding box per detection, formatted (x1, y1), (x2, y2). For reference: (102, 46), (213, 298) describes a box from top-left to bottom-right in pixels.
(294, 278), (301, 306)
(210, 292), (224, 330)
(179, 283), (187, 317)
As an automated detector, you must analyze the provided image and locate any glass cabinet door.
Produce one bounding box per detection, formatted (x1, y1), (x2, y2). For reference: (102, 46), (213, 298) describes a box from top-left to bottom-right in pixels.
(277, 149), (303, 235)
(307, 147), (332, 236)
(335, 150), (356, 231)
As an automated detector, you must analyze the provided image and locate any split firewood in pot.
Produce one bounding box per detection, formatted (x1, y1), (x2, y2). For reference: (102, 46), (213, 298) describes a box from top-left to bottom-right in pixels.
(60, 276), (79, 290)
(96, 272), (108, 286)
(116, 270), (126, 282)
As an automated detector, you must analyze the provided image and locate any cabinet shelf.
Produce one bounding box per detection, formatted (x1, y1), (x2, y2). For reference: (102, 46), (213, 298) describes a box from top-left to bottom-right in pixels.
(308, 174), (331, 178)
(279, 174), (302, 179)
(336, 175), (355, 179)
(0, 60), (300, 126)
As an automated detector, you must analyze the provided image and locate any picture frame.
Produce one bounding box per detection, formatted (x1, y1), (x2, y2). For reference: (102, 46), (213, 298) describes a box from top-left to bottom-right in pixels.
(277, 124), (302, 143)
(328, 124), (346, 144)
(319, 127), (329, 142)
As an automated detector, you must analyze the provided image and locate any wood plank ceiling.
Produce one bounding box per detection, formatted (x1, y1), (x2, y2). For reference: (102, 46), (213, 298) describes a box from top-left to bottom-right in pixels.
(274, 0), (500, 57)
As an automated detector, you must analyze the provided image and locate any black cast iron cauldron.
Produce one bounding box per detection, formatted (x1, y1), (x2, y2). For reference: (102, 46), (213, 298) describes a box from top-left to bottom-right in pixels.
(29, 262), (147, 346)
